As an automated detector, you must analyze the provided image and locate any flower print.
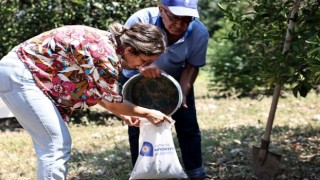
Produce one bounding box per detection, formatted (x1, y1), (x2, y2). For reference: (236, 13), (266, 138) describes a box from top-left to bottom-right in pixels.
(89, 40), (112, 60)
(89, 43), (102, 59)
(84, 31), (100, 41)
(70, 39), (81, 50)
(68, 27), (84, 39)
(62, 81), (76, 94)
(106, 77), (116, 85)
(97, 42), (108, 55)
(72, 99), (85, 110)
(103, 41), (116, 55)
(87, 79), (95, 90)
(68, 54), (77, 63)
(82, 89), (97, 106)
(47, 76), (76, 97)
(86, 97), (97, 106)
(89, 43), (98, 51)
(31, 66), (52, 79)
(61, 94), (72, 101)
(17, 25), (122, 122)
(52, 60), (64, 71)
(36, 63), (49, 71)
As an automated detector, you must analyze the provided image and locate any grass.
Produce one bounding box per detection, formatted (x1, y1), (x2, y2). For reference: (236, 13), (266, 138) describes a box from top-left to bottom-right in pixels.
(0, 70), (319, 179)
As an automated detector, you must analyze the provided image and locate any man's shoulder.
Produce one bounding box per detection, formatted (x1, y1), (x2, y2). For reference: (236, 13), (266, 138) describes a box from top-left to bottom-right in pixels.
(192, 19), (208, 32)
(190, 19), (209, 37)
(132, 7), (159, 18)
(126, 7), (159, 25)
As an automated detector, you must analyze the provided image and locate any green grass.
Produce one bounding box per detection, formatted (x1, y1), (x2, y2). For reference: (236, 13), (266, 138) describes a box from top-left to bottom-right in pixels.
(0, 70), (320, 179)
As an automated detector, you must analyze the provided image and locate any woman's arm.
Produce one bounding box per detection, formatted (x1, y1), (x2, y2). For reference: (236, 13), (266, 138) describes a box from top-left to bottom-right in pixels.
(97, 99), (171, 125)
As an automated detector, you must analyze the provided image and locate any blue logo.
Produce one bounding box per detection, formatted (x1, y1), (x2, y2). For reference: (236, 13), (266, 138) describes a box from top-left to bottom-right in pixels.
(139, 141), (154, 157)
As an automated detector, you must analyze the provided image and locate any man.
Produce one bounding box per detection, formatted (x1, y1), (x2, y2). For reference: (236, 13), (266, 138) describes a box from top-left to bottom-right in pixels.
(122, 0), (210, 179)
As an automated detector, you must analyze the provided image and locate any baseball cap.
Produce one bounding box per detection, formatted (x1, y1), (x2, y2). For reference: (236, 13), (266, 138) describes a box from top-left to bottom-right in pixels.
(162, 0), (199, 18)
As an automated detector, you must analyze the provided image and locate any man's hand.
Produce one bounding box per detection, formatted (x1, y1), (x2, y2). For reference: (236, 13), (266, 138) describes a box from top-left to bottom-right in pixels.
(139, 64), (161, 78)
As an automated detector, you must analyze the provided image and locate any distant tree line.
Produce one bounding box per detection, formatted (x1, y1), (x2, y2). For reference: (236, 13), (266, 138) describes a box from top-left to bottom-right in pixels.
(0, 0), (162, 58)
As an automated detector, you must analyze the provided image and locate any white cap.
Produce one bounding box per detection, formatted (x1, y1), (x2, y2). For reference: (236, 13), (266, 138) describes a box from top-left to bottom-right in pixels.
(162, 0), (199, 18)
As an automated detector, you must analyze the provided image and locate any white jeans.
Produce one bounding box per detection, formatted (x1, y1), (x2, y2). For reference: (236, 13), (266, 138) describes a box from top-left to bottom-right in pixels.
(0, 48), (72, 180)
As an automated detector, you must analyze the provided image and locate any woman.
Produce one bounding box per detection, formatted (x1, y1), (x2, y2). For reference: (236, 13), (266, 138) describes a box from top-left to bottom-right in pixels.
(0, 22), (169, 179)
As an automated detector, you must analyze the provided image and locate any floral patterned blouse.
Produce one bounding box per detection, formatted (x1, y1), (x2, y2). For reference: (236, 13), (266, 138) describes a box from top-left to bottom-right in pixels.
(17, 25), (123, 122)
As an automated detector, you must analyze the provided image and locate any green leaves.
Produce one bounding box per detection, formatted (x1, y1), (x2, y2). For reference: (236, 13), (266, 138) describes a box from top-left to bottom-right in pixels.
(0, 0), (159, 58)
(208, 0), (320, 97)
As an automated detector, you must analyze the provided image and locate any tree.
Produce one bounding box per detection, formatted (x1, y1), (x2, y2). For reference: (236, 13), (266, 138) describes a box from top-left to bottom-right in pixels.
(0, 0), (159, 58)
(208, 0), (320, 97)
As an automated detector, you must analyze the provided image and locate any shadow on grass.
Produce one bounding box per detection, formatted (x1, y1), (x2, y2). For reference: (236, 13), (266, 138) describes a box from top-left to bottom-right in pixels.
(201, 125), (320, 180)
(0, 118), (22, 132)
(65, 124), (319, 180)
(2, 119), (318, 180)
(0, 111), (121, 132)
(67, 139), (133, 180)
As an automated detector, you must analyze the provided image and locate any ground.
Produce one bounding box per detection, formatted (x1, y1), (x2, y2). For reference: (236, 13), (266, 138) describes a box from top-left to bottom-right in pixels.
(0, 72), (319, 179)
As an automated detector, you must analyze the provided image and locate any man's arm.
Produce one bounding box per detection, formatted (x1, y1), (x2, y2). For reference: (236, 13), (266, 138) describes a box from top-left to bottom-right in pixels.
(179, 64), (199, 108)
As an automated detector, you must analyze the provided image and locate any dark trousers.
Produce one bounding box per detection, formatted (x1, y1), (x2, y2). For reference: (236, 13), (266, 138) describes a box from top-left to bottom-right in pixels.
(128, 88), (203, 171)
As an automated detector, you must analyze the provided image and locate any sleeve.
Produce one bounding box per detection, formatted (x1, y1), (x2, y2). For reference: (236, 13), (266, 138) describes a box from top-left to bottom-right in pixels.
(187, 25), (209, 67)
(125, 7), (159, 27)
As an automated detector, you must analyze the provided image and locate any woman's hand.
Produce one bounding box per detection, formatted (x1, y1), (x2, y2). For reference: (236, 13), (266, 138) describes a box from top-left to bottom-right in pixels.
(119, 115), (140, 127)
(98, 100), (171, 126)
(145, 109), (171, 126)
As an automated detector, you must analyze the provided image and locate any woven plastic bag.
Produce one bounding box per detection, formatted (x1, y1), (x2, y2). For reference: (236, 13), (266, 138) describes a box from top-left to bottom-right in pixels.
(129, 119), (187, 179)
